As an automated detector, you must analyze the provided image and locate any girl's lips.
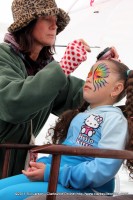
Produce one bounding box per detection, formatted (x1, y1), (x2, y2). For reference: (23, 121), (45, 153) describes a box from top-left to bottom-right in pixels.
(84, 85), (91, 90)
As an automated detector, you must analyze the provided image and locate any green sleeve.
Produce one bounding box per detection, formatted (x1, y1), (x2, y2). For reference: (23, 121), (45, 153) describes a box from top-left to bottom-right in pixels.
(52, 75), (84, 116)
(0, 44), (67, 123)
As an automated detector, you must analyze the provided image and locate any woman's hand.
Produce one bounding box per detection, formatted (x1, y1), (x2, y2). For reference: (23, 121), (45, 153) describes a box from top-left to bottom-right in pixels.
(60, 39), (91, 76)
(79, 39), (91, 52)
(22, 161), (45, 181)
(110, 46), (120, 61)
(97, 46), (120, 62)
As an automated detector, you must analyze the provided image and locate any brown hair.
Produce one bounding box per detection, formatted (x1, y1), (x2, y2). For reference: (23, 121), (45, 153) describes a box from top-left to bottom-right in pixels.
(125, 70), (133, 178)
(12, 19), (55, 59)
(52, 101), (89, 144)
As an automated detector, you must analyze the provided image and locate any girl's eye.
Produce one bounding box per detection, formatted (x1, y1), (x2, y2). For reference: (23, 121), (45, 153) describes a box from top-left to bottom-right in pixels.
(96, 75), (102, 78)
(94, 71), (103, 79)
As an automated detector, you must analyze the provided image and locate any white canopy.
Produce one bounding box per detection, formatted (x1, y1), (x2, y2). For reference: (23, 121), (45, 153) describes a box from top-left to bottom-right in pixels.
(55, 0), (133, 78)
(0, 0), (133, 71)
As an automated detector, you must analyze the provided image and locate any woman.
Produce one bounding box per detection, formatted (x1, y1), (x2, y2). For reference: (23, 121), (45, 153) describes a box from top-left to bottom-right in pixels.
(0, 0), (91, 177)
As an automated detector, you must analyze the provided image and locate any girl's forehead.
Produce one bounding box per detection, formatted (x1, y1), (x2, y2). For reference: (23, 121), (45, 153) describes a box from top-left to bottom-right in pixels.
(91, 61), (115, 72)
(93, 61), (108, 69)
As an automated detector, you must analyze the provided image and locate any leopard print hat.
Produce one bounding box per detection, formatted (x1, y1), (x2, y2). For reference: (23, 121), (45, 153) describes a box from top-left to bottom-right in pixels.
(8, 0), (70, 34)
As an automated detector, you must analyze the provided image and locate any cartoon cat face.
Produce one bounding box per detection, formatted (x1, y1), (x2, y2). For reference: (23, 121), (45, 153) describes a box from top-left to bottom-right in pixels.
(85, 114), (103, 128)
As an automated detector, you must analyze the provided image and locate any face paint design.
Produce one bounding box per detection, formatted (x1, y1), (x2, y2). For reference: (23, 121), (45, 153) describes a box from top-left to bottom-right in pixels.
(88, 68), (93, 78)
(93, 63), (110, 91)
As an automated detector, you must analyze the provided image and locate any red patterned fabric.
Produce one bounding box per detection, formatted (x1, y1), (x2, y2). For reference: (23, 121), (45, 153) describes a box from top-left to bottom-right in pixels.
(60, 40), (87, 75)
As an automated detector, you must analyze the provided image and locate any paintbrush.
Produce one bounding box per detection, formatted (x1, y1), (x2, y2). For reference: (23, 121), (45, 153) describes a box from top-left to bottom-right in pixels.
(55, 45), (100, 48)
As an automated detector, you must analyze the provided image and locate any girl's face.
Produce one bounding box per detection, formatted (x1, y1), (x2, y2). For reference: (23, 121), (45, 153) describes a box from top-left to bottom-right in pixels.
(32, 16), (57, 48)
(83, 61), (121, 108)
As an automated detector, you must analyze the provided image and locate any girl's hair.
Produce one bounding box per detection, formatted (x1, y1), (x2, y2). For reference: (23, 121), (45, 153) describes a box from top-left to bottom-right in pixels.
(12, 19), (55, 59)
(52, 101), (89, 144)
(51, 59), (133, 179)
(125, 70), (133, 178)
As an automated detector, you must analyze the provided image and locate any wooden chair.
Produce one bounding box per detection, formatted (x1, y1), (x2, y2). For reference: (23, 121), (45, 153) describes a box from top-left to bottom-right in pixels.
(27, 144), (133, 200)
(0, 144), (133, 200)
(0, 143), (38, 178)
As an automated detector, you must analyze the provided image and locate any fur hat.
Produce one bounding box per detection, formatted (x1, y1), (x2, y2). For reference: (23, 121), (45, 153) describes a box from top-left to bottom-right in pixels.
(8, 0), (70, 34)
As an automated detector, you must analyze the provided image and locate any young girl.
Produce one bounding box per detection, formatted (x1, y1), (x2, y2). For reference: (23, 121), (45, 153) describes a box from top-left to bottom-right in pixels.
(0, 59), (131, 199)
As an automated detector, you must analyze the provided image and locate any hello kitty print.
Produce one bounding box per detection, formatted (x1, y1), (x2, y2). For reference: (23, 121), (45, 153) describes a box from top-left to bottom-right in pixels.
(76, 114), (103, 146)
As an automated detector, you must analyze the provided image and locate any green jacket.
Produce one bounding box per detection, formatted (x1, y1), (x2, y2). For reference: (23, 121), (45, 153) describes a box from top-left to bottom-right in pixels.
(0, 43), (84, 177)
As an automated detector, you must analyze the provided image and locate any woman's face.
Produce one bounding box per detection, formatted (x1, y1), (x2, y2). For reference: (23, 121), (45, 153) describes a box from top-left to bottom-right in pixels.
(32, 16), (57, 48)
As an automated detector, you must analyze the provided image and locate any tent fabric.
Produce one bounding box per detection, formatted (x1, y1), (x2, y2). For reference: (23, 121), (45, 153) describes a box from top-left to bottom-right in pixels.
(1, 0), (133, 76)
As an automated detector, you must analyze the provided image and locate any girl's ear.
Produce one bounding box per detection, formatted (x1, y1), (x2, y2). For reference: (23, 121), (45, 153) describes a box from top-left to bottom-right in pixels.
(111, 82), (124, 98)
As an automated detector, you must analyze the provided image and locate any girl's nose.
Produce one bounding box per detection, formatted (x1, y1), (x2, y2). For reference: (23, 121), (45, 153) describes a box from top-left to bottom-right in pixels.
(86, 77), (92, 83)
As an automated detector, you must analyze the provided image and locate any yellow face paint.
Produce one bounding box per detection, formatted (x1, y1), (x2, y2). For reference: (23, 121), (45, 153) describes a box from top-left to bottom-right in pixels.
(93, 63), (110, 91)
(87, 63), (110, 91)
(88, 69), (93, 78)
